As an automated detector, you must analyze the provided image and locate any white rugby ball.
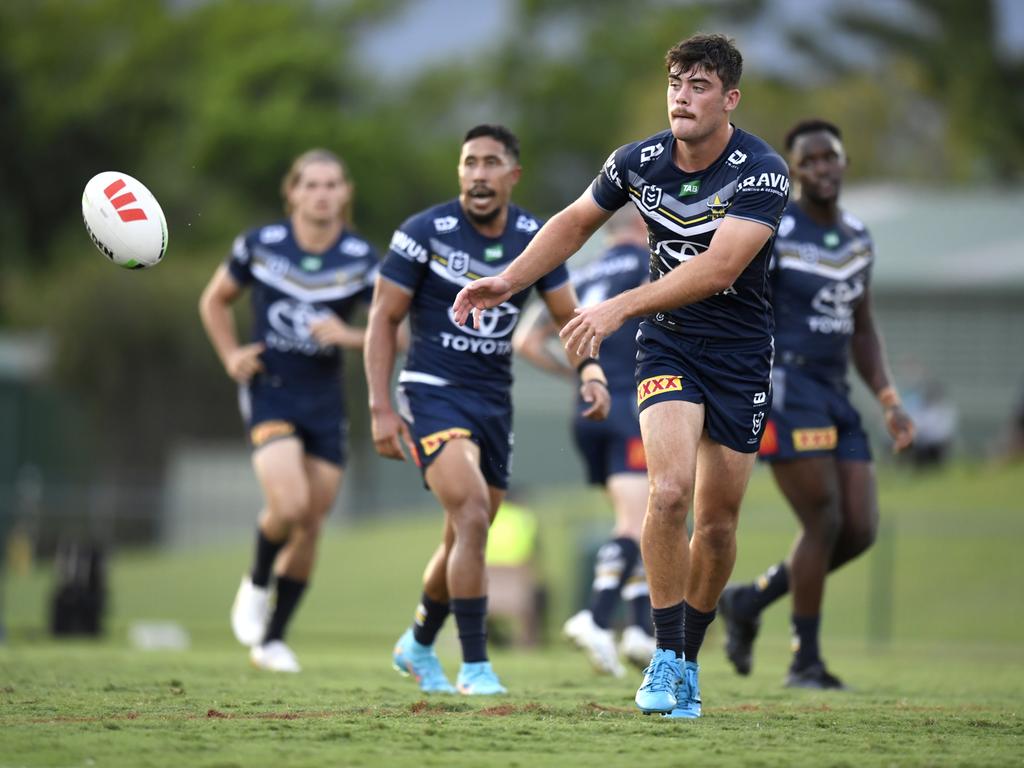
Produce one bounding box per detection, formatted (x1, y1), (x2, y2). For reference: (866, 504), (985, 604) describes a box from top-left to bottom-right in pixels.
(82, 171), (168, 269)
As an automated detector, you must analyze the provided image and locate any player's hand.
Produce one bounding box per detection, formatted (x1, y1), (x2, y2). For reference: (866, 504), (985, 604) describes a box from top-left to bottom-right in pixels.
(371, 408), (416, 461)
(309, 315), (364, 348)
(579, 379), (611, 421)
(885, 405), (915, 454)
(452, 276), (515, 328)
(559, 299), (626, 358)
(224, 343), (265, 383)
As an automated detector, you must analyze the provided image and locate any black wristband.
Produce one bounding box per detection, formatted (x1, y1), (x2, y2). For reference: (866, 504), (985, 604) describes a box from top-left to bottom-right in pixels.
(576, 356), (599, 375)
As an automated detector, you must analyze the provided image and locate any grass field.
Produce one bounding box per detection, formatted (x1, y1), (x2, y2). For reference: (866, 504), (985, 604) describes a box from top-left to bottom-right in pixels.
(2, 462), (1023, 767)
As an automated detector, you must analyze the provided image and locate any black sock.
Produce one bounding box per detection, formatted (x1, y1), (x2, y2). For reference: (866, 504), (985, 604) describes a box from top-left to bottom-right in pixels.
(452, 596), (488, 663)
(589, 537), (640, 629)
(263, 576), (307, 643)
(791, 614), (821, 670)
(621, 558), (653, 635)
(652, 601), (685, 658)
(412, 592), (450, 646)
(733, 562), (789, 618)
(250, 528), (286, 588)
(682, 601), (716, 663)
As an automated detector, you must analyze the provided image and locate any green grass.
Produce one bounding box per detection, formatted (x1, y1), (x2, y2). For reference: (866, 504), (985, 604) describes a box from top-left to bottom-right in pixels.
(2, 462), (1023, 767)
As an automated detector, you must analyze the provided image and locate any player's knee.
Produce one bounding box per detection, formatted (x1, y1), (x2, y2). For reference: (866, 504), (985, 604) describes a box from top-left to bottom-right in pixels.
(801, 493), (842, 545)
(450, 500), (490, 545)
(269, 488), (312, 527)
(646, 478), (692, 527)
(844, 516), (877, 557)
(693, 516), (738, 553)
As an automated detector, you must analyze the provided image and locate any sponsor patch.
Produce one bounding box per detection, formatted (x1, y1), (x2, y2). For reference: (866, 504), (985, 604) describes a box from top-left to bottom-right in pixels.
(793, 426), (838, 452)
(484, 244), (503, 261)
(679, 180), (701, 197)
(637, 374), (682, 405)
(250, 420), (296, 447)
(626, 437), (647, 471)
(419, 427), (472, 457)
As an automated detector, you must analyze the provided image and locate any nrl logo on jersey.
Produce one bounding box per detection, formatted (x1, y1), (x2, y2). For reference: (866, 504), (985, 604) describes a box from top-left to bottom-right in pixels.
(446, 250), (471, 277)
(640, 143), (665, 165)
(515, 215), (539, 233)
(602, 152), (623, 189)
(433, 216), (459, 233)
(640, 184), (663, 211)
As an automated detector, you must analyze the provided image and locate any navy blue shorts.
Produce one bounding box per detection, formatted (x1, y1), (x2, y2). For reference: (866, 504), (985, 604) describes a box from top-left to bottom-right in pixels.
(239, 375), (347, 467)
(396, 382), (513, 490)
(573, 388), (647, 485)
(634, 321), (774, 454)
(758, 365), (871, 462)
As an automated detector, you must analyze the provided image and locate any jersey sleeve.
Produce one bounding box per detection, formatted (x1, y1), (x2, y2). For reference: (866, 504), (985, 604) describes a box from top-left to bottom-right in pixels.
(226, 232), (254, 285)
(589, 143), (634, 212)
(727, 153), (791, 231)
(379, 216), (430, 292)
(537, 262), (571, 293)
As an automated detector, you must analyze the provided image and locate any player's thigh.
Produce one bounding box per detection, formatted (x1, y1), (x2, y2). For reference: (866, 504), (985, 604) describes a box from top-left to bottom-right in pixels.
(252, 437), (311, 516)
(837, 460), (878, 537)
(303, 455), (344, 521)
(425, 438), (490, 512)
(606, 472), (650, 537)
(639, 400), (703, 494)
(770, 456), (841, 527)
(693, 432), (758, 521)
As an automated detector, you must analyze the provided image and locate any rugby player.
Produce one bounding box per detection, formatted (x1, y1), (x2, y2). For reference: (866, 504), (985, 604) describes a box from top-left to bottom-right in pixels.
(199, 149), (378, 672)
(718, 119), (915, 688)
(365, 125), (611, 695)
(513, 207), (654, 677)
(454, 34), (789, 718)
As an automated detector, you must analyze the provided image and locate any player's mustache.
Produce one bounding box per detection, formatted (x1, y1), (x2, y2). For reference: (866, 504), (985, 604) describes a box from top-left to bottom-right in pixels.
(469, 185), (495, 197)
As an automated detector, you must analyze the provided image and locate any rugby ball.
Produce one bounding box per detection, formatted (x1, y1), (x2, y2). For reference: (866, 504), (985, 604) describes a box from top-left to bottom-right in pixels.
(82, 172), (168, 269)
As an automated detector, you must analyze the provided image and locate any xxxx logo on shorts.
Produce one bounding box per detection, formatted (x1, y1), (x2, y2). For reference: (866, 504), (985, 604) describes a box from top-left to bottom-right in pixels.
(250, 420), (296, 447)
(637, 374), (683, 406)
(419, 427), (472, 456)
(793, 427), (838, 452)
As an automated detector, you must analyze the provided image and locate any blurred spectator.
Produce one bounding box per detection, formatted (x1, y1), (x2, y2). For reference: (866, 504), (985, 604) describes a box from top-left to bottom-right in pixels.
(485, 499), (546, 647)
(901, 379), (958, 468)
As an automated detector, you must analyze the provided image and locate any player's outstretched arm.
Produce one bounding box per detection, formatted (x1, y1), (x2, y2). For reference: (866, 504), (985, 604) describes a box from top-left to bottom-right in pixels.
(851, 284), (915, 453)
(198, 264), (264, 383)
(560, 216), (773, 356)
(364, 277), (417, 461)
(452, 192), (612, 327)
(543, 283), (611, 421)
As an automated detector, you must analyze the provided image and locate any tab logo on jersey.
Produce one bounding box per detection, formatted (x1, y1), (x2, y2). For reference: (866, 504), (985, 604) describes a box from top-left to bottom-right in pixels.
(300, 255), (322, 272)
(678, 180), (702, 197)
(515, 215), (539, 233)
(433, 216), (459, 233)
(447, 250), (470, 277)
(389, 230), (428, 263)
(640, 143), (665, 165)
(727, 149), (748, 167)
(823, 231), (840, 248)
(420, 427), (472, 457)
(637, 374), (682, 405)
(640, 185), (663, 211)
(793, 427), (838, 451)
(484, 245), (503, 262)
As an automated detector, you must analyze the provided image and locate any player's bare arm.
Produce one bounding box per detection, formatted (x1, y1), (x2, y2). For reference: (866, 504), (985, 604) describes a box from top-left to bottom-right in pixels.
(309, 313), (366, 349)
(850, 286), (915, 452)
(511, 302), (574, 379)
(452, 192), (612, 327)
(561, 216), (773, 357)
(364, 276), (417, 461)
(542, 283), (612, 421)
(199, 264), (265, 383)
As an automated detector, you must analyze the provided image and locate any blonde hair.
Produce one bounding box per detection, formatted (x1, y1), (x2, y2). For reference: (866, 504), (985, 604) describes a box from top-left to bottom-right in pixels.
(280, 148), (353, 224)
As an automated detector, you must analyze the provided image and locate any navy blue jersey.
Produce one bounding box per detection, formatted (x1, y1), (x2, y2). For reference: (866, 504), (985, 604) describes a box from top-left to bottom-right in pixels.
(227, 220), (378, 387)
(380, 199), (569, 388)
(571, 243), (648, 392)
(771, 202), (874, 378)
(591, 127), (789, 342)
